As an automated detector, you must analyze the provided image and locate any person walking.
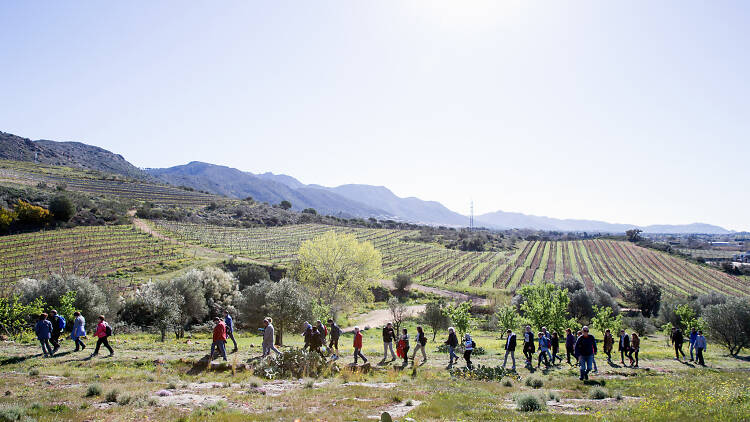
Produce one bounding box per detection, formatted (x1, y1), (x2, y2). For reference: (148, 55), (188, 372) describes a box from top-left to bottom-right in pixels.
(603, 329), (614, 362)
(631, 332), (640, 368)
(261, 318), (282, 357)
(315, 320), (327, 346)
(688, 327), (698, 362)
(353, 326), (367, 364)
(210, 317), (227, 361)
(537, 332), (550, 368)
(327, 319), (341, 360)
(502, 329), (517, 371)
(71, 311), (86, 352)
(574, 326), (597, 380)
(618, 329), (631, 365)
(91, 315), (114, 357)
(523, 325), (535, 367)
(463, 333), (475, 369)
(381, 323), (396, 363)
(411, 326), (427, 364)
(551, 331), (561, 364)
(302, 322), (313, 351)
(694, 330), (707, 366)
(565, 328), (576, 365)
(49, 310), (64, 353)
(445, 327), (459, 368)
(224, 310), (238, 353)
(34, 313), (54, 357)
(673, 328), (686, 361)
(310, 326), (323, 354)
(398, 329), (410, 367)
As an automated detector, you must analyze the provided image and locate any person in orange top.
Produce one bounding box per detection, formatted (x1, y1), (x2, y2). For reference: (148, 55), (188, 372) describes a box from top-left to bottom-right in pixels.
(211, 317), (227, 361)
(353, 326), (368, 364)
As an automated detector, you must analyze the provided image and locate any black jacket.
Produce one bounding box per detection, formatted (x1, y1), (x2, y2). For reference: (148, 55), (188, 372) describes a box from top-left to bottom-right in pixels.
(51, 315), (62, 333)
(310, 329), (322, 348)
(619, 334), (630, 351)
(673, 329), (684, 344)
(445, 332), (458, 348)
(505, 333), (517, 351)
(382, 326), (395, 343)
(574, 335), (597, 357)
(329, 323), (341, 341)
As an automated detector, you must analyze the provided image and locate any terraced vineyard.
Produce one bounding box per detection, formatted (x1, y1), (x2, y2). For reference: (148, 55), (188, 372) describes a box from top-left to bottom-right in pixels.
(0, 160), (219, 206)
(153, 222), (750, 297)
(0, 225), (182, 286)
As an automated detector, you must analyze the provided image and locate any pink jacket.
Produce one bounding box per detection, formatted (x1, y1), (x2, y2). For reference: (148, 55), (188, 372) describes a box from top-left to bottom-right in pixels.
(95, 322), (107, 338)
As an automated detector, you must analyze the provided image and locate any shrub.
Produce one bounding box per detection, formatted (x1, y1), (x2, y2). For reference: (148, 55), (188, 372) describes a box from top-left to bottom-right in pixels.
(28, 368), (39, 377)
(625, 316), (653, 336)
(436, 344), (486, 355)
(105, 389), (120, 403)
(525, 376), (544, 389)
(548, 391), (561, 402)
(393, 273), (412, 293)
(704, 298), (750, 356)
(515, 393), (545, 412)
(624, 280), (662, 318)
(14, 200), (51, 224)
(502, 379), (513, 387)
(0, 405), (25, 422)
(49, 195), (76, 221)
(86, 384), (102, 397)
(236, 265), (270, 289)
(589, 386), (609, 400)
(15, 275), (108, 324)
(252, 348), (329, 379)
(448, 365), (509, 381)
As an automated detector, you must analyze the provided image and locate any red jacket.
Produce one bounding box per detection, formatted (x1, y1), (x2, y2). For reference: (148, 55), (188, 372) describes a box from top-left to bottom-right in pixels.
(213, 321), (227, 342)
(354, 331), (363, 349)
(95, 322), (107, 338)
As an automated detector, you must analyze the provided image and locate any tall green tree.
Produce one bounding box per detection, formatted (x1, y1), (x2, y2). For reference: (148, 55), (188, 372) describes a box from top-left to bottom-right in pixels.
(297, 231), (382, 313)
(443, 301), (473, 338)
(518, 281), (574, 335)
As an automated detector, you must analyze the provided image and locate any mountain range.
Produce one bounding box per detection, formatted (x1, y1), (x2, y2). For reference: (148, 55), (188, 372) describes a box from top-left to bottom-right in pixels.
(0, 130), (732, 234)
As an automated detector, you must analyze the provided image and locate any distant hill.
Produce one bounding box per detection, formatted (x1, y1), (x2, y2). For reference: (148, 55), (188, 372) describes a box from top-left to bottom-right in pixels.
(476, 210), (731, 234)
(0, 131), (148, 179)
(146, 162), (392, 218)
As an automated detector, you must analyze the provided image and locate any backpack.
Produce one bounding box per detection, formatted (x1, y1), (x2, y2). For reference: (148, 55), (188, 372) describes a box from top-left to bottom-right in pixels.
(105, 323), (113, 337)
(57, 315), (66, 330)
(419, 333), (427, 346)
(471, 340), (476, 349)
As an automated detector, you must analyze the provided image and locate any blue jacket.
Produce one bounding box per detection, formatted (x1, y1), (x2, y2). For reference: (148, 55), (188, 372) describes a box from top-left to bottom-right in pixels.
(689, 330), (698, 345)
(538, 336), (549, 351)
(694, 335), (707, 349)
(71, 316), (86, 338)
(35, 320), (52, 340)
(224, 315), (233, 332)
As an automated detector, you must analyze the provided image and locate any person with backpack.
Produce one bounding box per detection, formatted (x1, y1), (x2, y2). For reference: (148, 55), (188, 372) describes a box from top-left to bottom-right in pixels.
(694, 330), (707, 366)
(381, 323), (396, 363)
(688, 327), (698, 362)
(261, 318), (282, 357)
(302, 322), (313, 351)
(310, 326), (323, 355)
(34, 313), (54, 357)
(397, 329), (410, 367)
(502, 329), (516, 371)
(91, 315), (114, 357)
(411, 326), (428, 365)
(210, 317), (227, 362)
(315, 320), (327, 346)
(71, 311), (86, 352)
(630, 332), (641, 368)
(672, 328), (686, 361)
(523, 325), (535, 367)
(224, 310), (238, 353)
(574, 326), (597, 380)
(618, 329), (631, 365)
(537, 332), (550, 368)
(49, 310), (64, 353)
(327, 319), (341, 360)
(353, 326), (367, 364)
(463, 333), (475, 369)
(444, 327), (459, 368)
(565, 328), (576, 365)
(603, 329), (614, 362)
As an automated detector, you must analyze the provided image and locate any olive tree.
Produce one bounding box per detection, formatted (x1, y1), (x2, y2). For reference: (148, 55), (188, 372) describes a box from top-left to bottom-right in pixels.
(421, 300), (451, 341)
(704, 298), (750, 356)
(240, 279), (312, 345)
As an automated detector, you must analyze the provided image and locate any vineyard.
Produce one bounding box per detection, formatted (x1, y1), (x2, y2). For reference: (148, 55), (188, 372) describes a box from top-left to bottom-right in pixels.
(0, 161), (220, 207)
(0, 225), (182, 285)
(153, 221), (750, 297)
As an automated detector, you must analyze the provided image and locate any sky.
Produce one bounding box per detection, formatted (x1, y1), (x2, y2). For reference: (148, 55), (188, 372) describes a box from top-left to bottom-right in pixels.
(1, 1), (749, 231)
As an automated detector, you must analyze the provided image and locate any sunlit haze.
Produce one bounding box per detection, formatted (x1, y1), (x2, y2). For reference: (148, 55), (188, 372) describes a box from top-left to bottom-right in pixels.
(1, 1), (748, 230)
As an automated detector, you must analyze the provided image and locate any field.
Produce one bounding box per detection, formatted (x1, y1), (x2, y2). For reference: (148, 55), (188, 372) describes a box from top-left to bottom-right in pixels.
(1, 324), (748, 421)
(0, 225), (183, 287)
(0, 160), (220, 207)
(153, 221), (750, 297)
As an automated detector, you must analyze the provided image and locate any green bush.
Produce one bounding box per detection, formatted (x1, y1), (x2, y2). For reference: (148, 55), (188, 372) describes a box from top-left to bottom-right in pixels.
(86, 384), (102, 397)
(435, 344), (486, 355)
(105, 389), (120, 403)
(49, 195), (76, 221)
(252, 348), (330, 379)
(0, 405), (25, 422)
(516, 393), (545, 412)
(448, 365), (510, 382)
(589, 386), (609, 400)
(525, 376), (544, 389)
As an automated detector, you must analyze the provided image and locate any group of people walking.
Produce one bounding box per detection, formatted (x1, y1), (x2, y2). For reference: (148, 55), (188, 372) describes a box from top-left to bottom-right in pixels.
(34, 312), (114, 358)
(671, 327), (708, 366)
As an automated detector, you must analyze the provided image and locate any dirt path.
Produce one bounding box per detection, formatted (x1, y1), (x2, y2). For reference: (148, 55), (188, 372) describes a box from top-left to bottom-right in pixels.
(343, 305), (425, 332)
(130, 213), (232, 260)
(379, 279), (488, 306)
